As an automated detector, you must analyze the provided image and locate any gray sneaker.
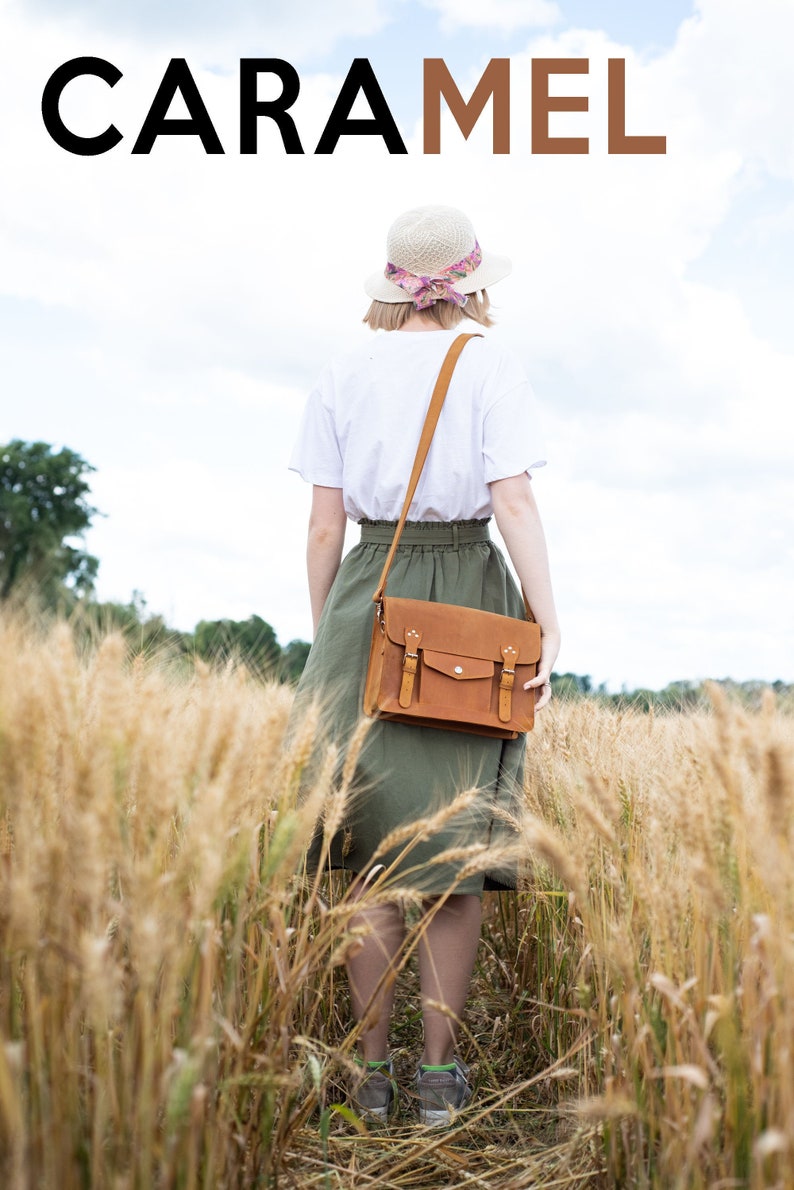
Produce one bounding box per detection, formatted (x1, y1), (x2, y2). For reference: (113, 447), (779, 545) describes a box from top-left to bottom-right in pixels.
(352, 1058), (397, 1122)
(415, 1057), (472, 1127)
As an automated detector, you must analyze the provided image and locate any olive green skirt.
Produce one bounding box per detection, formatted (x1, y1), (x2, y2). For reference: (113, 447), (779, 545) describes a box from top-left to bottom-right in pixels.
(292, 519), (527, 895)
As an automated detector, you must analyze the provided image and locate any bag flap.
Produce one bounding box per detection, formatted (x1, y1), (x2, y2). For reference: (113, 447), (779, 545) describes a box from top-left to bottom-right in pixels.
(423, 650), (494, 680)
(382, 596), (541, 664)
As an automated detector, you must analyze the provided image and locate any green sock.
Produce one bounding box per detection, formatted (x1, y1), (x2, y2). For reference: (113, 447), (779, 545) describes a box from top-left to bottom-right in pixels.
(420, 1063), (456, 1072)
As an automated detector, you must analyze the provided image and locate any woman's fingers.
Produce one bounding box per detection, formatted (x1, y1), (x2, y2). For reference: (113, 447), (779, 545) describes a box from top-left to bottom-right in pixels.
(524, 663), (551, 689)
(524, 662), (553, 710)
(523, 624), (560, 712)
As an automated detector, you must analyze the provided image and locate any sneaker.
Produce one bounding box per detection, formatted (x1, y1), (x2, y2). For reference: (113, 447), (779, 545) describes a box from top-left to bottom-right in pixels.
(351, 1058), (398, 1122)
(415, 1057), (472, 1127)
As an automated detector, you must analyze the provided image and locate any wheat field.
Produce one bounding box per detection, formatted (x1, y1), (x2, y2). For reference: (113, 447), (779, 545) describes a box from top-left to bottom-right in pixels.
(0, 612), (792, 1188)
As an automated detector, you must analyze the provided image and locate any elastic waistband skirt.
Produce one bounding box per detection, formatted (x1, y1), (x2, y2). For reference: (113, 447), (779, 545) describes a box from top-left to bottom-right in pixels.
(358, 518), (491, 547)
(292, 511), (522, 895)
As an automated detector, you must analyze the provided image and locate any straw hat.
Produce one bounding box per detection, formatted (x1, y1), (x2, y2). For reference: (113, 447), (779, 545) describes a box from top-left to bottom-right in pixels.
(365, 205), (511, 305)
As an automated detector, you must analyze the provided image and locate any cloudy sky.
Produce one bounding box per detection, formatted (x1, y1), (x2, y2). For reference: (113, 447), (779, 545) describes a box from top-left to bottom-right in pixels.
(1, 0), (792, 691)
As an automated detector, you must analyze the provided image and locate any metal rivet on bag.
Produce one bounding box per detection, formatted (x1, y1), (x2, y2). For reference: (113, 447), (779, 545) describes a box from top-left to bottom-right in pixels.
(454, 665), (463, 674)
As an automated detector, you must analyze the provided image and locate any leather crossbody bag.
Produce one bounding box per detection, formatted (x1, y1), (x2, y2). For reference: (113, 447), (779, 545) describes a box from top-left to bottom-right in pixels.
(363, 333), (541, 739)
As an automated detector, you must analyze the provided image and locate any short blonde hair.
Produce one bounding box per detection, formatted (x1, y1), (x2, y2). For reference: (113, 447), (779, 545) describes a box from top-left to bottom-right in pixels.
(363, 291), (494, 331)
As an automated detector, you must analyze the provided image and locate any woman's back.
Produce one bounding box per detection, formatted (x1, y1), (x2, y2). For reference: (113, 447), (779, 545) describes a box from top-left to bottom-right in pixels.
(290, 327), (546, 522)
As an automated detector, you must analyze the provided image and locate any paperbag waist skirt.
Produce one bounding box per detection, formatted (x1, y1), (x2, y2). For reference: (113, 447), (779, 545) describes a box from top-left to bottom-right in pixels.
(291, 518), (527, 895)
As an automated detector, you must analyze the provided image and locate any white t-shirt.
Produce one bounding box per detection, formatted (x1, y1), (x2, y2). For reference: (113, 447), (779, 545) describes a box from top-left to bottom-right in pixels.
(289, 328), (547, 522)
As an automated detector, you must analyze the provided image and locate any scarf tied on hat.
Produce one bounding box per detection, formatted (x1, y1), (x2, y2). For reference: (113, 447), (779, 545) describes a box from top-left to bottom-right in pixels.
(384, 241), (482, 309)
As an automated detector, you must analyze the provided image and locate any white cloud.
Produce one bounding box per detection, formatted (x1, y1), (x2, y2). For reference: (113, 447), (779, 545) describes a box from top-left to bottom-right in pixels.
(5, 0), (395, 65)
(423, 0), (561, 34)
(533, 463), (794, 689)
(668, 0), (794, 181)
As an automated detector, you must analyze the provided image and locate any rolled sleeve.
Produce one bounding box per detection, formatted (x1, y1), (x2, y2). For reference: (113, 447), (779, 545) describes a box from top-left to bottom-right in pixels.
(482, 380), (547, 483)
(288, 386), (343, 487)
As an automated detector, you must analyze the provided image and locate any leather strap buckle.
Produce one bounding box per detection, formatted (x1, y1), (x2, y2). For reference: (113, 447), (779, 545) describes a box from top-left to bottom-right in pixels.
(399, 628), (422, 708)
(499, 644), (519, 722)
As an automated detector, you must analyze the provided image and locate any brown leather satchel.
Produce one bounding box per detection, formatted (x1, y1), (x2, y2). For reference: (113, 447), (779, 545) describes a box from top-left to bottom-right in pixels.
(363, 333), (541, 739)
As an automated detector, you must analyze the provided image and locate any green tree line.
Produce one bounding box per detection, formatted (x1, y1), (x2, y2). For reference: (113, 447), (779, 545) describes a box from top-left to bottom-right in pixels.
(1, 440), (309, 682)
(2, 439), (791, 706)
(549, 671), (794, 713)
(69, 594), (312, 683)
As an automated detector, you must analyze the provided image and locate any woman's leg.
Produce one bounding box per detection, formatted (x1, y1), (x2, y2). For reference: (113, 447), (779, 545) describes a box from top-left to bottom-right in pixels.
(417, 893), (482, 1066)
(345, 888), (406, 1062)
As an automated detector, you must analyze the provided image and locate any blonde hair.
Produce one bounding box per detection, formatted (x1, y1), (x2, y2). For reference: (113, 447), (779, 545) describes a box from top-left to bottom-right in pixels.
(363, 291), (494, 331)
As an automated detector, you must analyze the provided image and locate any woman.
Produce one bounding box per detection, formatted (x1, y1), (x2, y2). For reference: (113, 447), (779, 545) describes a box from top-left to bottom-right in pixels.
(289, 205), (560, 1125)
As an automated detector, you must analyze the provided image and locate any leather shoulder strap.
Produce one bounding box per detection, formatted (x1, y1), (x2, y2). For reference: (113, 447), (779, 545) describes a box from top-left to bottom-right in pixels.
(372, 333), (481, 605)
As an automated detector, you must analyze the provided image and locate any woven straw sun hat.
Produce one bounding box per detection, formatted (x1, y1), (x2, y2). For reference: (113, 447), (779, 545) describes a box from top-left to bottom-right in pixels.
(365, 204), (511, 303)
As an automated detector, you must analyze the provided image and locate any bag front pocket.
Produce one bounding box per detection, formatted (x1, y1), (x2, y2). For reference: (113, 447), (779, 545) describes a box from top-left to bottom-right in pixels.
(419, 650), (495, 713)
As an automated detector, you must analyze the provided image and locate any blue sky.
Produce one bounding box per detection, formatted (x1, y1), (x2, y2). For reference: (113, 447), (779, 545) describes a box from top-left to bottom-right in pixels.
(1, 0), (792, 691)
(19, 0), (694, 53)
(315, 0), (694, 120)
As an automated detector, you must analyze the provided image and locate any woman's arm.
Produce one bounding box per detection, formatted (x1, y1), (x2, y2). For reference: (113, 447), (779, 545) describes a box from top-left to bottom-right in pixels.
(490, 473), (561, 711)
(307, 485), (347, 636)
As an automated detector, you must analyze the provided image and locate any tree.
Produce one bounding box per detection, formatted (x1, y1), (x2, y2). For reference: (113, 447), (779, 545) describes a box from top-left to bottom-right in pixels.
(551, 671), (593, 699)
(193, 614), (281, 679)
(0, 440), (100, 603)
(70, 591), (192, 661)
(280, 639), (311, 682)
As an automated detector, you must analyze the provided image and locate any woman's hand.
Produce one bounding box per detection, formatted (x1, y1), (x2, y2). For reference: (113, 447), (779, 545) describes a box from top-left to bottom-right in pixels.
(490, 474), (561, 713)
(524, 630), (561, 711)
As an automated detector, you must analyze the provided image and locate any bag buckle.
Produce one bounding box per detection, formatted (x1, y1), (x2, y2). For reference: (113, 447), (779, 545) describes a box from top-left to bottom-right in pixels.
(399, 628), (422, 708)
(499, 645), (519, 723)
